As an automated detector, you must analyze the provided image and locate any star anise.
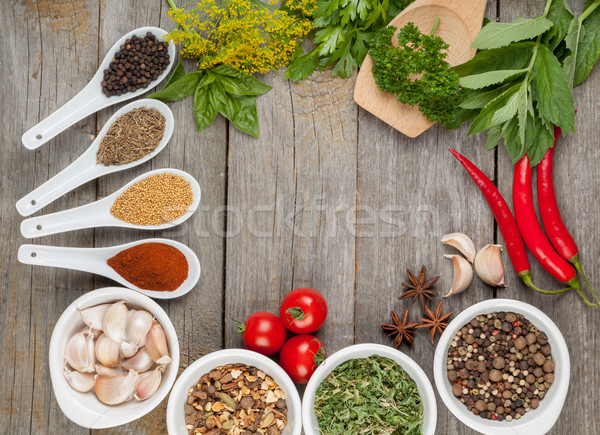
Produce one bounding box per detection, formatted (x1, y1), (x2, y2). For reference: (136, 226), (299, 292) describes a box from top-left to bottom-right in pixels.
(381, 309), (420, 347)
(398, 265), (440, 313)
(416, 301), (454, 344)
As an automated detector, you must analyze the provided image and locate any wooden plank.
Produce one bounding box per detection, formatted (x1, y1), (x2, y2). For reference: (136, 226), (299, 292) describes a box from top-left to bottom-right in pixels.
(354, 2), (498, 434)
(497, 1), (600, 433)
(2, 0), (101, 434)
(225, 70), (358, 354)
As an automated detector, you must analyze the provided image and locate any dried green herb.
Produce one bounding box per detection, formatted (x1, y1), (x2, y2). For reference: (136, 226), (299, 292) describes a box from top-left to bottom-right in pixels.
(314, 355), (423, 435)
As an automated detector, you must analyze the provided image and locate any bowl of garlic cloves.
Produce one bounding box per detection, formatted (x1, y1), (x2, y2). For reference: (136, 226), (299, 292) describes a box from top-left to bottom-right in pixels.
(49, 287), (180, 429)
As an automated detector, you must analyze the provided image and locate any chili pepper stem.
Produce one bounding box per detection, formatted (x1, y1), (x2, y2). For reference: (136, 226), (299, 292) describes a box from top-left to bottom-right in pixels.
(570, 254), (600, 304)
(518, 272), (573, 295)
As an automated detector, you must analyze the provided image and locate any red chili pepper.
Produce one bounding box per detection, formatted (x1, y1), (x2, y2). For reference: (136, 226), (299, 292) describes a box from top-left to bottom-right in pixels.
(513, 154), (578, 286)
(450, 149), (571, 295)
(537, 126), (599, 304)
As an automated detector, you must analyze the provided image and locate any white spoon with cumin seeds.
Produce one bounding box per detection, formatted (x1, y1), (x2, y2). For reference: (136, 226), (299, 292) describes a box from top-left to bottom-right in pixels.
(21, 26), (176, 150)
(16, 98), (174, 217)
(19, 168), (201, 238)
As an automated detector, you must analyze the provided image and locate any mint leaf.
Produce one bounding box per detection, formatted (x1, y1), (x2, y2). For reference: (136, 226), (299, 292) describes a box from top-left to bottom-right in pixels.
(490, 83), (523, 125)
(516, 83), (528, 148)
(527, 119), (554, 166)
(543, 0), (574, 50)
(563, 18), (585, 88)
(459, 69), (527, 89)
(454, 42), (534, 76)
(471, 17), (554, 49)
(459, 83), (513, 109)
(485, 125), (502, 150)
(532, 44), (575, 133)
(573, 0), (600, 86)
(468, 83), (521, 135)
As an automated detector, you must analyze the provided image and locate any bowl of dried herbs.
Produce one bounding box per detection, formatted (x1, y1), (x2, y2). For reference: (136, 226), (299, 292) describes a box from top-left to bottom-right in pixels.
(302, 343), (436, 435)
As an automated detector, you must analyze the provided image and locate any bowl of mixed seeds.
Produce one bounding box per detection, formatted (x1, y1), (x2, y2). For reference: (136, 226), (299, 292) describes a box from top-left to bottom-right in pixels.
(433, 299), (570, 435)
(166, 349), (302, 435)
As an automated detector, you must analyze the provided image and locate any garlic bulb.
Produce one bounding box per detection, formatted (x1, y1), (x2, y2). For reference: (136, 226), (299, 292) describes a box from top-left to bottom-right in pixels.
(444, 254), (473, 297)
(79, 303), (111, 331)
(122, 347), (154, 373)
(135, 367), (162, 401)
(63, 364), (95, 393)
(120, 310), (153, 357)
(64, 332), (95, 373)
(145, 321), (171, 365)
(102, 301), (128, 343)
(95, 364), (125, 377)
(441, 233), (476, 263)
(95, 333), (121, 367)
(475, 244), (506, 287)
(94, 370), (140, 405)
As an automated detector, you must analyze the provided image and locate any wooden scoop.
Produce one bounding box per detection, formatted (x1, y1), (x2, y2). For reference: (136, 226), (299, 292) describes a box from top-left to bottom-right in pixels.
(354, 0), (487, 137)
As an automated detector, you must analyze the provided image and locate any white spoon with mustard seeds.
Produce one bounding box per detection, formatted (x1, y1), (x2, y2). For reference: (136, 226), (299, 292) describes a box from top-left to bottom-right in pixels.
(18, 238), (201, 299)
(22, 26), (176, 150)
(16, 99), (174, 217)
(20, 168), (201, 239)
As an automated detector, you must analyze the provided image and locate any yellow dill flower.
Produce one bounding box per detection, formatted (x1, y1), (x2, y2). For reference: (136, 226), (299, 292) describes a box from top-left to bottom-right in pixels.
(165, 0), (315, 74)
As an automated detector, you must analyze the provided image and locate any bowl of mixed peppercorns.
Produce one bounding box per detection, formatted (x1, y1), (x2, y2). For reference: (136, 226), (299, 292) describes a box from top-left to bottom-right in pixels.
(433, 299), (569, 435)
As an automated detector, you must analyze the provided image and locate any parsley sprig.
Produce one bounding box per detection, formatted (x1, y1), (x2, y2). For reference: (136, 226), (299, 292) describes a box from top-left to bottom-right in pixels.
(370, 18), (460, 126)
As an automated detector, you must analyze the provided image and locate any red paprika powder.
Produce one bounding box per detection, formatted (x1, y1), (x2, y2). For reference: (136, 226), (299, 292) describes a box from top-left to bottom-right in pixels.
(107, 242), (189, 292)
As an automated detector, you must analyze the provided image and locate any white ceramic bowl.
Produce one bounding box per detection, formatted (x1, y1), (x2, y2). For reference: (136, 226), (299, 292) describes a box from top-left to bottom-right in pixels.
(49, 287), (180, 428)
(433, 299), (570, 435)
(302, 343), (437, 435)
(167, 349), (302, 434)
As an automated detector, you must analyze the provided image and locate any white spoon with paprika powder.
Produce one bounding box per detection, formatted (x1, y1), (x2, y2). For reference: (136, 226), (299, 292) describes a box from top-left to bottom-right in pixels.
(21, 26), (176, 150)
(19, 168), (201, 238)
(17, 238), (201, 299)
(16, 98), (174, 217)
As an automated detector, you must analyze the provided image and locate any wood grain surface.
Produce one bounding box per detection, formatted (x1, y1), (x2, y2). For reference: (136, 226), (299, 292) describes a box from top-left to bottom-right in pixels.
(2, 0), (598, 434)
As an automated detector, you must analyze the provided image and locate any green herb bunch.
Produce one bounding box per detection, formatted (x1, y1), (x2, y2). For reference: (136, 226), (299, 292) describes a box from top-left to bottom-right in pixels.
(370, 19), (460, 125)
(314, 355), (423, 435)
(285, 0), (415, 80)
(450, 0), (600, 166)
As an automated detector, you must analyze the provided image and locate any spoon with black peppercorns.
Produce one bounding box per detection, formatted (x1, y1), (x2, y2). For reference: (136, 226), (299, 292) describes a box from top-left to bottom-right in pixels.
(21, 27), (175, 150)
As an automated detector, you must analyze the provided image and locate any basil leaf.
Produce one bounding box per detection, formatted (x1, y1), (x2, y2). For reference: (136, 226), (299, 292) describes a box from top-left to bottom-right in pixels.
(209, 81), (228, 108)
(285, 48), (320, 81)
(148, 71), (202, 103)
(459, 69), (527, 89)
(164, 57), (185, 88)
(219, 93), (260, 138)
(459, 83), (513, 109)
(210, 64), (246, 79)
(454, 42), (534, 76)
(468, 83), (521, 135)
(215, 74), (272, 96)
(193, 84), (218, 132)
(532, 44), (575, 133)
(573, 1), (600, 86)
(198, 71), (216, 88)
(471, 17), (554, 49)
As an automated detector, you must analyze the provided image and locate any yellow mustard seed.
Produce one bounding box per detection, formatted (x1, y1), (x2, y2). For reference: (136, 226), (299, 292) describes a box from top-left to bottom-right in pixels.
(110, 173), (193, 225)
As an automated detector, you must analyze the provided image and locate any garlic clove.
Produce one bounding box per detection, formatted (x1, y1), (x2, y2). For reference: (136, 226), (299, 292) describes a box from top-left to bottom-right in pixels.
(95, 333), (121, 367)
(102, 300), (128, 344)
(95, 363), (126, 377)
(135, 367), (162, 401)
(124, 310), (153, 348)
(122, 347), (154, 373)
(120, 341), (139, 359)
(79, 303), (112, 331)
(145, 321), (171, 365)
(474, 244), (506, 287)
(441, 233), (477, 263)
(64, 331), (95, 373)
(94, 370), (140, 405)
(63, 363), (95, 393)
(444, 254), (474, 297)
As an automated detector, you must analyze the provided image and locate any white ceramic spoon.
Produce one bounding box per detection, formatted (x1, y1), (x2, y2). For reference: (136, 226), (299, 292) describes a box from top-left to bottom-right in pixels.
(16, 99), (174, 217)
(18, 238), (200, 299)
(21, 26), (176, 150)
(20, 168), (201, 238)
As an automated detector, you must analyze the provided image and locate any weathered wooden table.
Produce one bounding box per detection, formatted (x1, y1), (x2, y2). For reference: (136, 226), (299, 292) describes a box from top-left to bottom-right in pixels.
(2, 0), (598, 433)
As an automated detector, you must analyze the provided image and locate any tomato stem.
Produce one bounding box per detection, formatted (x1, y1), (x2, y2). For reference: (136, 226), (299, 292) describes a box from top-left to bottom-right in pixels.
(233, 318), (246, 334)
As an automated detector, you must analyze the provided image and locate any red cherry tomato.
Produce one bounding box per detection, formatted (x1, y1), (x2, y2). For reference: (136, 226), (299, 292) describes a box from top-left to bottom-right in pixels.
(279, 288), (327, 334)
(236, 312), (286, 356)
(279, 335), (326, 384)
